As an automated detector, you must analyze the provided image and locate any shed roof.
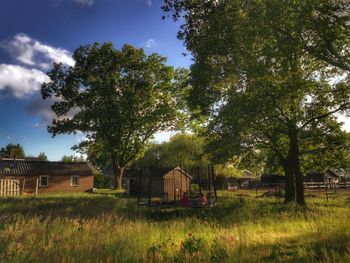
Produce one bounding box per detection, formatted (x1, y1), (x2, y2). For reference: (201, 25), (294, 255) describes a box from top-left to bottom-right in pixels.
(0, 160), (97, 176)
(125, 166), (193, 179)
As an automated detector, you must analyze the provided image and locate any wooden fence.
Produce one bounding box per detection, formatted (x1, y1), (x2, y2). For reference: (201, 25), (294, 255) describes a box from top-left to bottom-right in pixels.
(0, 179), (21, 196)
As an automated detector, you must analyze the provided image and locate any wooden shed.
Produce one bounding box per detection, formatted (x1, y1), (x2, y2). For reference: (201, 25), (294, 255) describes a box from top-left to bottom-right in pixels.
(125, 167), (193, 200)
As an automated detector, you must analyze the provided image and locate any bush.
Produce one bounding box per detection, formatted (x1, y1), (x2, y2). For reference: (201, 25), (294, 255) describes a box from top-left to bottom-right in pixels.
(190, 184), (199, 193)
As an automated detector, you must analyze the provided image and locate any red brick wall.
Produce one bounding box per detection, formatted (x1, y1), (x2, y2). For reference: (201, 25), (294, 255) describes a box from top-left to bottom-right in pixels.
(0, 175), (94, 194)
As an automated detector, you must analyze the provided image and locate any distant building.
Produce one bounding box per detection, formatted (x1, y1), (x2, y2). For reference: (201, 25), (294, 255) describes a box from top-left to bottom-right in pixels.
(305, 169), (340, 184)
(0, 159), (96, 195)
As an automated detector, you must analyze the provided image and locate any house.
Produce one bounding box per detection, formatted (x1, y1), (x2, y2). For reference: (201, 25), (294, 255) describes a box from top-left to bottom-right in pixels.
(304, 169), (340, 184)
(125, 166), (193, 200)
(0, 159), (96, 195)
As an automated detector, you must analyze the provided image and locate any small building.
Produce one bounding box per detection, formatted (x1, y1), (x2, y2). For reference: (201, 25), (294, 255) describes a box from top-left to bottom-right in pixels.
(125, 166), (193, 200)
(227, 170), (260, 190)
(260, 174), (285, 186)
(305, 169), (339, 184)
(0, 159), (96, 195)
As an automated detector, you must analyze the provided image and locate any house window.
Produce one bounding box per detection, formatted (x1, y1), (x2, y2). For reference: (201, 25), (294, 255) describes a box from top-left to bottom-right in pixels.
(71, 176), (79, 187)
(39, 176), (49, 187)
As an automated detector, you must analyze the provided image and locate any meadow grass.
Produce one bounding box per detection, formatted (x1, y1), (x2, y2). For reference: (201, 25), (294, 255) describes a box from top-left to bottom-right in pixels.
(0, 190), (349, 262)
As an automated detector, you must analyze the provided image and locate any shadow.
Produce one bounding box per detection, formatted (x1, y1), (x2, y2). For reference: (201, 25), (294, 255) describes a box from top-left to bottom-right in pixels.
(238, 230), (350, 262)
(0, 191), (347, 226)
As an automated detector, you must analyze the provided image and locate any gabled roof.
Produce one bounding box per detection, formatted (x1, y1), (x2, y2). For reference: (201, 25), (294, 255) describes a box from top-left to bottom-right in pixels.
(125, 166), (193, 179)
(0, 160), (97, 176)
(307, 169), (339, 178)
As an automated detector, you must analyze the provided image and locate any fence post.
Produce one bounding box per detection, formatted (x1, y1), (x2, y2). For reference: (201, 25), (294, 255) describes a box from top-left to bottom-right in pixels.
(36, 178), (39, 195)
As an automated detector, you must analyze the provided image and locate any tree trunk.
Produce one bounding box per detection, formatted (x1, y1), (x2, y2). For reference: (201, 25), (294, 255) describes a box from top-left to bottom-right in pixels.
(113, 166), (125, 190)
(111, 155), (125, 190)
(282, 159), (295, 203)
(290, 134), (305, 205)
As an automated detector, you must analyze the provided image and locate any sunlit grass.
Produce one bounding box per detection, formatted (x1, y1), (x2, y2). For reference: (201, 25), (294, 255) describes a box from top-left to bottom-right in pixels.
(0, 190), (349, 262)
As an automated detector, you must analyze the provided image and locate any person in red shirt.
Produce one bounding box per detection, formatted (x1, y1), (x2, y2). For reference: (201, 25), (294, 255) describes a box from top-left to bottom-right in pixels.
(181, 192), (190, 207)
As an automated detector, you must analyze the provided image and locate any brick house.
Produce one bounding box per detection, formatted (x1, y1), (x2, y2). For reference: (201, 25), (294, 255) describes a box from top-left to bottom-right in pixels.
(0, 159), (96, 194)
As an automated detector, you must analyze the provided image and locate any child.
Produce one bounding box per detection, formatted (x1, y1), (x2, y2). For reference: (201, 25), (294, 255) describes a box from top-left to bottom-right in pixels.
(181, 192), (190, 206)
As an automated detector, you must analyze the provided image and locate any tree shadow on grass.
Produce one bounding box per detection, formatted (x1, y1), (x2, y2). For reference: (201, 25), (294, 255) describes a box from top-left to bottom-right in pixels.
(0, 194), (324, 226)
(238, 230), (350, 263)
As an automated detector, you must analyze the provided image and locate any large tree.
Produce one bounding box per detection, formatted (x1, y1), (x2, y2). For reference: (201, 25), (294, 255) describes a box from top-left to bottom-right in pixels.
(42, 43), (180, 189)
(0, 144), (25, 159)
(163, 0), (350, 204)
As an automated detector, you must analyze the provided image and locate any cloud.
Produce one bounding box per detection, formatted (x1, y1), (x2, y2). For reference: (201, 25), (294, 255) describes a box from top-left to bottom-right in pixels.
(1, 33), (75, 70)
(32, 123), (47, 128)
(26, 95), (80, 125)
(72, 0), (95, 7)
(137, 0), (152, 7)
(144, 38), (156, 49)
(26, 96), (57, 123)
(0, 33), (76, 99)
(0, 64), (50, 98)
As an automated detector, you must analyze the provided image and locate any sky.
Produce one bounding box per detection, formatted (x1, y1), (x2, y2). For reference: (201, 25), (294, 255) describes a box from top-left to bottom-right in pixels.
(0, 0), (191, 160)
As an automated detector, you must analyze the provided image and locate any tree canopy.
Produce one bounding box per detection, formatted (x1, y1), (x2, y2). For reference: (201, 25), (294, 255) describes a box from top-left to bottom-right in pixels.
(0, 144), (25, 159)
(42, 43), (182, 188)
(163, 0), (350, 204)
(38, 152), (48, 161)
(61, 155), (85, 162)
(135, 133), (209, 168)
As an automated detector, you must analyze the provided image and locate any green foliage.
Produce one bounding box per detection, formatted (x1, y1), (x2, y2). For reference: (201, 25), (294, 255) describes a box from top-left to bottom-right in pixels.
(94, 173), (113, 188)
(135, 132), (209, 168)
(215, 157), (243, 178)
(0, 143), (25, 158)
(42, 43), (183, 188)
(181, 234), (203, 257)
(38, 152), (48, 161)
(61, 155), (85, 162)
(190, 183), (199, 193)
(163, 0), (350, 204)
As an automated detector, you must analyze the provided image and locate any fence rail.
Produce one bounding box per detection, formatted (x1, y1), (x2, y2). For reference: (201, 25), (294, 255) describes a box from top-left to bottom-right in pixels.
(0, 179), (21, 196)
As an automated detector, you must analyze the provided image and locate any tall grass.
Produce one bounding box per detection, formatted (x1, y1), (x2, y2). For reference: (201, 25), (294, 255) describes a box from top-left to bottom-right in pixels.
(0, 190), (349, 262)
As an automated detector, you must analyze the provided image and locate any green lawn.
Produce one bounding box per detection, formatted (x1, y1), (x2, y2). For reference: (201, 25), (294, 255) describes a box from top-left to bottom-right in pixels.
(0, 190), (349, 263)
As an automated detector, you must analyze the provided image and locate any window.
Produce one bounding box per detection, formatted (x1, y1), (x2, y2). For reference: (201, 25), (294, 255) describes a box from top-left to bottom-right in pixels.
(71, 176), (79, 187)
(39, 176), (48, 187)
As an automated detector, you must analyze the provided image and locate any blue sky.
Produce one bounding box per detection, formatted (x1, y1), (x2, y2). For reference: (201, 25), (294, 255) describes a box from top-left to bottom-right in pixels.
(0, 0), (191, 160)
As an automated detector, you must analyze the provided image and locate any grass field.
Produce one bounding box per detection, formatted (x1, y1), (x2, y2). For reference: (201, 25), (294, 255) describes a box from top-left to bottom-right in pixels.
(0, 190), (349, 263)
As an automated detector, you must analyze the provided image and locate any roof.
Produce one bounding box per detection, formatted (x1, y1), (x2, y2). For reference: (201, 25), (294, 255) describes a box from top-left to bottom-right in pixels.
(307, 169), (339, 179)
(0, 160), (97, 176)
(125, 166), (193, 179)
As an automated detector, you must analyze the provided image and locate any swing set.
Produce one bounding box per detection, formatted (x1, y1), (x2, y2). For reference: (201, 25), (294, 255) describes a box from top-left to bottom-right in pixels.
(135, 165), (218, 209)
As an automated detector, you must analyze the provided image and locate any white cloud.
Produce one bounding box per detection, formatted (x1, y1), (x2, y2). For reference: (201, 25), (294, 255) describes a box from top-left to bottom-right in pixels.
(72, 0), (95, 7)
(32, 123), (47, 128)
(1, 33), (75, 70)
(137, 0), (152, 7)
(0, 64), (50, 98)
(144, 38), (156, 49)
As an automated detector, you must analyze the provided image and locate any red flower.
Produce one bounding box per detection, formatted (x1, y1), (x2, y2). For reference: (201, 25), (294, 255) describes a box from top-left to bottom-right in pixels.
(188, 232), (192, 237)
